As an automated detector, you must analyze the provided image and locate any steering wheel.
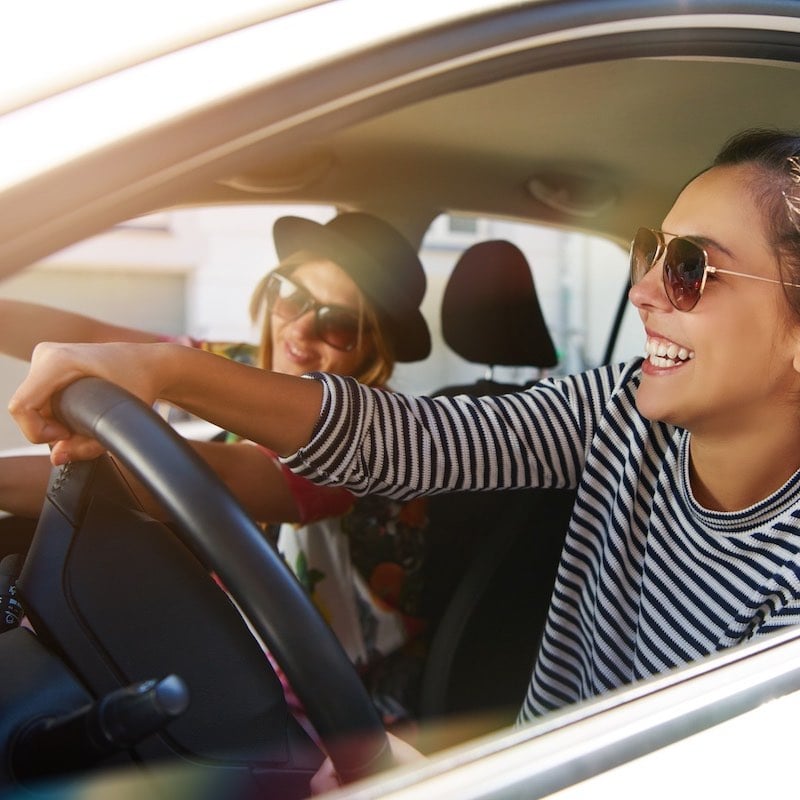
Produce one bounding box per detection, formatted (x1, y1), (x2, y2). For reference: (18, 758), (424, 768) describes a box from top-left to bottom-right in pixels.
(34, 376), (391, 785)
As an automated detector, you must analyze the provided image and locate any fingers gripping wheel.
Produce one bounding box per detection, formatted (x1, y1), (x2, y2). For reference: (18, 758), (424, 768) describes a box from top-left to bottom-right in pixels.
(22, 377), (391, 786)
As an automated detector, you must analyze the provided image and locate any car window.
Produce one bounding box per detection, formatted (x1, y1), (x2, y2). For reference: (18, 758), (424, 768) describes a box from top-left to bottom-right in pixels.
(395, 213), (636, 394)
(0, 205), (632, 451)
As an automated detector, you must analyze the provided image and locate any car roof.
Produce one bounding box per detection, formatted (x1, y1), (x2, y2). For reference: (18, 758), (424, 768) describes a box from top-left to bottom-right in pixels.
(1, 1), (799, 278)
(0, 1), (323, 115)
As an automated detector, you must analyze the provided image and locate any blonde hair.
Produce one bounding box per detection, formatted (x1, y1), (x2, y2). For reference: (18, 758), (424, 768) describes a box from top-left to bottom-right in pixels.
(249, 251), (396, 387)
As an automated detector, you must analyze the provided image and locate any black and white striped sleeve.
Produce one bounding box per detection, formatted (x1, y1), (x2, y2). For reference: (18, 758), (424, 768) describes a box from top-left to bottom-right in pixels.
(282, 365), (632, 500)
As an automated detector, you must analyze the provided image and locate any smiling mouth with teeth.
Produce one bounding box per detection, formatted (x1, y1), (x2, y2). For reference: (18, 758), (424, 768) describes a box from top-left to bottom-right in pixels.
(645, 336), (695, 368)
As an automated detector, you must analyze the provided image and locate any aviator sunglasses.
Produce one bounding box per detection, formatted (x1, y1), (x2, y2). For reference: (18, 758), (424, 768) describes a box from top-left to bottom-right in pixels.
(265, 271), (366, 351)
(629, 227), (800, 311)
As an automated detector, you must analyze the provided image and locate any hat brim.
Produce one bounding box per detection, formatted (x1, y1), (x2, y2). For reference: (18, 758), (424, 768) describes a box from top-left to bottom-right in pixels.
(273, 216), (430, 362)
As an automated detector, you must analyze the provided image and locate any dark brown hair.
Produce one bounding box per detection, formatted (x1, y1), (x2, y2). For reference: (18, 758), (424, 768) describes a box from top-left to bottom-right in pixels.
(711, 128), (800, 315)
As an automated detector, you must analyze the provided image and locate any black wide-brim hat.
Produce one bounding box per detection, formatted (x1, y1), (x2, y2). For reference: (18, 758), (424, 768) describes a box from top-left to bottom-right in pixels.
(273, 213), (431, 362)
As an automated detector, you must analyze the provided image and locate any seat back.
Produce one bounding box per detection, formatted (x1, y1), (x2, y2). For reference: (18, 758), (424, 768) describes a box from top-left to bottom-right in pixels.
(437, 239), (557, 394)
(419, 240), (573, 732)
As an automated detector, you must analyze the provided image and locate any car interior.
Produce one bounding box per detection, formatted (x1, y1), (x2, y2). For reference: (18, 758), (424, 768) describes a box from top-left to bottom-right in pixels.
(418, 239), (573, 734)
(3, 2), (800, 798)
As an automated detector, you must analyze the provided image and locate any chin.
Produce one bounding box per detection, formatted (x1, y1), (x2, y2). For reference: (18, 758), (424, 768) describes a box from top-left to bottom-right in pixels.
(634, 385), (672, 425)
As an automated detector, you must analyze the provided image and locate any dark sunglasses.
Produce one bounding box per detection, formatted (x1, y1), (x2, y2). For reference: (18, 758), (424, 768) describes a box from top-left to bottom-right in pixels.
(629, 227), (800, 311)
(265, 272), (366, 351)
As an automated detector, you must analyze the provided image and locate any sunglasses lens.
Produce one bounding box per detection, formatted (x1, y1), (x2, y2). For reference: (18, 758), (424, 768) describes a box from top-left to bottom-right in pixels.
(267, 272), (364, 351)
(630, 228), (661, 284)
(267, 274), (311, 320)
(664, 238), (706, 311)
(316, 306), (361, 351)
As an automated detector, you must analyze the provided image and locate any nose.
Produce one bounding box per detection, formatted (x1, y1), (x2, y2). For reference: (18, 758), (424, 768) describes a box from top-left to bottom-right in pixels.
(628, 260), (670, 312)
(286, 308), (318, 340)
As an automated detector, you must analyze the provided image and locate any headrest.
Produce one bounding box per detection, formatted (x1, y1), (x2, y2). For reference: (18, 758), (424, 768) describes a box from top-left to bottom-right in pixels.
(441, 240), (558, 368)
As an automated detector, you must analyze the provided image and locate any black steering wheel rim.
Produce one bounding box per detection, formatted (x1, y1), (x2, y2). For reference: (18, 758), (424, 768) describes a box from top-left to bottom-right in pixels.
(54, 376), (391, 783)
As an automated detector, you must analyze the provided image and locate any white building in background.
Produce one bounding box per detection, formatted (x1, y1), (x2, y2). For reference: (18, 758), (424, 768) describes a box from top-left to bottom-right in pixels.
(0, 204), (638, 450)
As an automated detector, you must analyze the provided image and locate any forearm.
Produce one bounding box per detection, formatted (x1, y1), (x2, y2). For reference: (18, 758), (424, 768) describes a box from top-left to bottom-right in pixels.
(0, 299), (160, 361)
(106, 440), (303, 524)
(0, 445), (300, 523)
(160, 347), (324, 457)
(188, 440), (302, 522)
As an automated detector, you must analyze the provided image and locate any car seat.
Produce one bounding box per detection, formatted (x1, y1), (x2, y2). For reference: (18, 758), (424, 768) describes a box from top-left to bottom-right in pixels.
(434, 238), (557, 394)
(418, 240), (575, 735)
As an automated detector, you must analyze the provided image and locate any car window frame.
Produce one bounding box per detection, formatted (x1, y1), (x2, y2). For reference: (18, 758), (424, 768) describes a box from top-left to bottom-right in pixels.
(327, 626), (800, 799)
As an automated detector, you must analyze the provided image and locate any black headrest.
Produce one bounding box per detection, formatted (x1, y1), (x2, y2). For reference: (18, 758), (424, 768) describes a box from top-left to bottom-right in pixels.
(441, 240), (558, 368)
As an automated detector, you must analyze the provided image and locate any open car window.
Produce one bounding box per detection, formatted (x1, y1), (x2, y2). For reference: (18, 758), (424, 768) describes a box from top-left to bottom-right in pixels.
(0, 205), (631, 451)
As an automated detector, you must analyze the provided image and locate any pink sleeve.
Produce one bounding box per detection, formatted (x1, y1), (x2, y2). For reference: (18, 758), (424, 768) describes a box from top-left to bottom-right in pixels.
(256, 445), (355, 524)
(279, 462), (355, 523)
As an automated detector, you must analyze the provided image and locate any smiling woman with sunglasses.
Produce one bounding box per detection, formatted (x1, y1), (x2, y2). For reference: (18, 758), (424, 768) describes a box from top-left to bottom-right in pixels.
(248, 212), (428, 389)
(0, 211), (434, 732)
(13, 129), (800, 784)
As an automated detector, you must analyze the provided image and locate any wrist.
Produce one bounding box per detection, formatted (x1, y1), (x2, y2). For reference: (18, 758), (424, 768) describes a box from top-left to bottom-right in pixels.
(151, 342), (198, 405)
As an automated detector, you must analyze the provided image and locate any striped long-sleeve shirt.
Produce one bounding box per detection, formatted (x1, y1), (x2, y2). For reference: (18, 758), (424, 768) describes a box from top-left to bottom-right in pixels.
(283, 358), (800, 721)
